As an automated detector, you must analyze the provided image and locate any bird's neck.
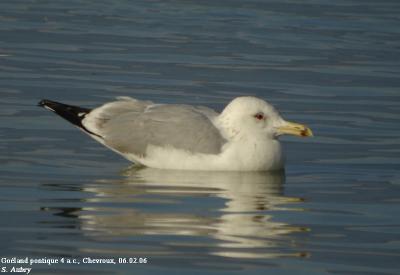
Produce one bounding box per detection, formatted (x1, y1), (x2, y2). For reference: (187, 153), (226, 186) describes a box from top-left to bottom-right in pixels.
(223, 136), (284, 171)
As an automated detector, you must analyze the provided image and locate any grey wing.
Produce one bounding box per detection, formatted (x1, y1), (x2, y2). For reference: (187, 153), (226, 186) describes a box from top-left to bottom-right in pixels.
(83, 98), (226, 156)
(83, 97), (153, 130)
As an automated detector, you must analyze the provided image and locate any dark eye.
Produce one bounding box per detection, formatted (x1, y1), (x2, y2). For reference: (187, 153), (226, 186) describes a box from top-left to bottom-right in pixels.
(254, 112), (265, 120)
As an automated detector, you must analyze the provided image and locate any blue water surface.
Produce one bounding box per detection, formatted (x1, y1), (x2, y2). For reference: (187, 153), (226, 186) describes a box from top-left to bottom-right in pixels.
(1, 1), (400, 274)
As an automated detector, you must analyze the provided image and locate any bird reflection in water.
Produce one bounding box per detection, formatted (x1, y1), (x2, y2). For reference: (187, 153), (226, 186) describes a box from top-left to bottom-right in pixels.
(77, 168), (309, 259)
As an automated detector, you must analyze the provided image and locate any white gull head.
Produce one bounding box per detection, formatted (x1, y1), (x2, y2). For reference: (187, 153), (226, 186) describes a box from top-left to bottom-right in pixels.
(217, 96), (312, 141)
(214, 96), (313, 171)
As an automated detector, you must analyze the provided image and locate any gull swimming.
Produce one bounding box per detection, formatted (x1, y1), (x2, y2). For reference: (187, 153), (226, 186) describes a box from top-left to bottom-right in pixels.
(38, 96), (313, 171)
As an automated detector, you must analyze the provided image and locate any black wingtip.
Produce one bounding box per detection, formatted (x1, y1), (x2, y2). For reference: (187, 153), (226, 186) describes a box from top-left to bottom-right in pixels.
(38, 100), (44, 107)
(38, 99), (50, 107)
(37, 98), (86, 121)
(38, 99), (62, 111)
(38, 99), (65, 110)
(38, 99), (102, 138)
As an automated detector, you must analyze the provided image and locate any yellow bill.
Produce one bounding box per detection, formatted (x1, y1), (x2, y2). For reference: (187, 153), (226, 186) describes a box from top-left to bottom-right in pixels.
(277, 121), (313, 137)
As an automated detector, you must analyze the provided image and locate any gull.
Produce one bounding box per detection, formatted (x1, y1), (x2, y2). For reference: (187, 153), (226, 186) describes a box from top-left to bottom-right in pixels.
(38, 96), (312, 171)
